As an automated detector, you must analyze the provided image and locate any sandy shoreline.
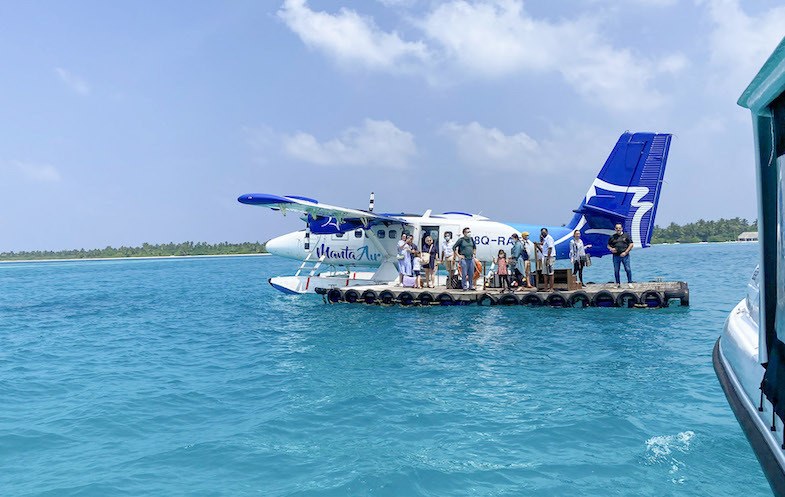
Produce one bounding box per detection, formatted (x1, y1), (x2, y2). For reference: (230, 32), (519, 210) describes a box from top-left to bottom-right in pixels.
(0, 253), (271, 264)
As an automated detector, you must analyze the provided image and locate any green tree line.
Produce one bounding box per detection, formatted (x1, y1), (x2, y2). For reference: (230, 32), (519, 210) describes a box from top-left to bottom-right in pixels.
(0, 241), (267, 261)
(651, 218), (757, 244)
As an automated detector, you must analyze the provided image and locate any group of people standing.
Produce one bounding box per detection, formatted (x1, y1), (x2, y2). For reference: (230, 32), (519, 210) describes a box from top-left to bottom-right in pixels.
(441, 228), (561, 292)
(396, 233), (438, 288)
(396, 222), (635, 291)
(493, 229), (561, 292)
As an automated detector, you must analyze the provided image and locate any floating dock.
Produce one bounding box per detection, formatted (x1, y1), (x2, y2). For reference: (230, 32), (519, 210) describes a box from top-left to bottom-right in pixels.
(315, 281), (689, 308)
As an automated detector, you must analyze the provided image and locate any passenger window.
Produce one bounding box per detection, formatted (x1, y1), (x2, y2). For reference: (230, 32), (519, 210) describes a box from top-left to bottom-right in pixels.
(354, 229), (363, 238)
(377, 230), (385, 239)
(334, 232), (344, 239)
(389, 230), (396, 239)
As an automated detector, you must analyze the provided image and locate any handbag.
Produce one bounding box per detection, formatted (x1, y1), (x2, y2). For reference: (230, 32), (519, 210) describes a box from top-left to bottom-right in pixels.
(420, 252), (431, 265)
(396, 254), (405, 260)
(584, 254), (592, 267)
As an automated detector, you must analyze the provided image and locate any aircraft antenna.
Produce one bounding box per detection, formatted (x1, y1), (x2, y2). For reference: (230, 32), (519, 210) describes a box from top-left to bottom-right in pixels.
(368, 192), (375, 212)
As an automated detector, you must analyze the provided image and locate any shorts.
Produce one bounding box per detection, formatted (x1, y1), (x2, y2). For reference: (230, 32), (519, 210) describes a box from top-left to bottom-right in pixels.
(414, 270), (421, 276)
(542, 256), (555, 275)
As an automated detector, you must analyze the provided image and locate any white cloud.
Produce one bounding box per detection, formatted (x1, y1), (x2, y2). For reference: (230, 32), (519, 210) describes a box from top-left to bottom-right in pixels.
(277, 0), (428, 71)
(54, 67), (90, 95)
(8, 161), (62, 182)
(625, 0), (677, 5)
(441, 122), (540, 171)
(420, 1), (679, 111)
(277, 0), (685, 111)
(700, 0), (785, 94)
(657, 54), (689, 74)
(281, 119), (416, 169)
(440, 121), (617, 173)
(376, 0), (416, 6)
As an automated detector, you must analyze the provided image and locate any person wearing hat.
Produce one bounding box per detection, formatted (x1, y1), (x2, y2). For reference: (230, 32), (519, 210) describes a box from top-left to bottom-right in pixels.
(521, 231), (535, 288)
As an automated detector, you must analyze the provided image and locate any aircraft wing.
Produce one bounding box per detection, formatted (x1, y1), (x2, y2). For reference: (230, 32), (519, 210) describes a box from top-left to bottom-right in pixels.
(238, 193), (408, 234)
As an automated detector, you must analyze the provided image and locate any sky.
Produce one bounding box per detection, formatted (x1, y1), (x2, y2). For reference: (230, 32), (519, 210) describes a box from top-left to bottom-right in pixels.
(1, 0), (784, 251)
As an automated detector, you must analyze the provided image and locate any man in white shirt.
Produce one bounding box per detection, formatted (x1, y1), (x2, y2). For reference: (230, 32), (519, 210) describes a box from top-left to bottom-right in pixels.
(539, 228), (556, 292)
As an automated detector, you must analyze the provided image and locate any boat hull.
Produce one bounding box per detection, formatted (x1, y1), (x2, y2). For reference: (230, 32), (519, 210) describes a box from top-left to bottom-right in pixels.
(715, 299), (785, 495)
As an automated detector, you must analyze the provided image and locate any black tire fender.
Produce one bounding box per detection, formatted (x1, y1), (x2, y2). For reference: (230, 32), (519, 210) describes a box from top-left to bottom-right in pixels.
(361, 290), (378, 304)
(418, 292), (435, 305)
(498, 293), (520, 306)
(344, 289), (359, 303)
(640, 290), (663, 308)
(520, 292), (544, 306)
(477, 293), (497, 306)
(569, 291), (591, 308)
(436, 292), (455, 305)
(398, 291), (415, 306)
(592, 290), (616, 307)
(379, 290), (395, 305)
(616, 291), (639, 308)
(546, 292), (569, 308)
(327, 288), (343, 303)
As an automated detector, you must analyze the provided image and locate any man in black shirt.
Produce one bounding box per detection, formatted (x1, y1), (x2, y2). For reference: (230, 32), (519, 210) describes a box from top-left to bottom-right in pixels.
(607, 223), (634, 288)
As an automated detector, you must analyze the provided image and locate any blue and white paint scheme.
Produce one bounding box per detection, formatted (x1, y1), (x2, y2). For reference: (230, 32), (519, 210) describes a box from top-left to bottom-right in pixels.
(239, 131), (672, 294)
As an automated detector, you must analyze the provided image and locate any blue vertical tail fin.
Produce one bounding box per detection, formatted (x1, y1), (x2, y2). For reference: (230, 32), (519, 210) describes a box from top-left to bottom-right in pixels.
(567, 132), (672, 256)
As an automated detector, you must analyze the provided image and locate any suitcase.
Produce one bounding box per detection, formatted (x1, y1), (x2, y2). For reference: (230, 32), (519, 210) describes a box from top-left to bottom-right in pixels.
(449, 274), (461, 289)
(402, 275), (417, 288)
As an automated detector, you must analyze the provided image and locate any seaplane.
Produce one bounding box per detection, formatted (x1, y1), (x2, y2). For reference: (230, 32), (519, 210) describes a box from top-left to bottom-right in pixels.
(239, 131), (672, 294)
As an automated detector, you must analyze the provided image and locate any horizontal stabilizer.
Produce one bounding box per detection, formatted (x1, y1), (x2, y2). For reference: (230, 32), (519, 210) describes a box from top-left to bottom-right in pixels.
(573, 204), (627, 222)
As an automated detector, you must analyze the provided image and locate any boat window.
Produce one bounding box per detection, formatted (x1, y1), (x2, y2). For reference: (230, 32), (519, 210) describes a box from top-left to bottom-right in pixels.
(377, 230), (385, 239)
(354, 229), (363, 238)
(389, 230), (396, 239)
(334, 232), (344, 239)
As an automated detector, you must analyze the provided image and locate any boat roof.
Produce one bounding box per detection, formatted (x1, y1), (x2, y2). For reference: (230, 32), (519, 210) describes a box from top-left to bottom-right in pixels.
(738, 37), (785, 113)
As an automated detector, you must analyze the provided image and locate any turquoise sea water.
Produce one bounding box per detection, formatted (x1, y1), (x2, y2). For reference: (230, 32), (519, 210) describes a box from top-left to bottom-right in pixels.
(0, 243), (772, 496)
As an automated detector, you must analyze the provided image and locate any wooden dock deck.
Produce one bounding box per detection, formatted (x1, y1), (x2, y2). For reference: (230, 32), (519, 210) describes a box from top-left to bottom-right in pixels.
(316, 281), (689, 308)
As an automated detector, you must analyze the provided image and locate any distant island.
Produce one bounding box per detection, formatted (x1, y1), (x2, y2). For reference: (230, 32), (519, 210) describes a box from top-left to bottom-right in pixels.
(0, 241), (267, 261)
(651, 217), (757, 244)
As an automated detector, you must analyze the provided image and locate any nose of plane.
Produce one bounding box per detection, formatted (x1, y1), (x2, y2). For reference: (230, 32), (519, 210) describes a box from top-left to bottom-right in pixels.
(265, 234), (287, 257)
(265, 232), (300, 259)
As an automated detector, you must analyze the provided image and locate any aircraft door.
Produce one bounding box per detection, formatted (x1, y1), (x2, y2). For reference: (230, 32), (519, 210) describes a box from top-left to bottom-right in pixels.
(421, 225), (440, 251)
(425, 224), (460, 258)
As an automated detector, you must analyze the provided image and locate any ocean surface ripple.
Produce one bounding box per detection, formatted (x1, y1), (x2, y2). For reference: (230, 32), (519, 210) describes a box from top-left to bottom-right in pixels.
(0, 243), (772, 496)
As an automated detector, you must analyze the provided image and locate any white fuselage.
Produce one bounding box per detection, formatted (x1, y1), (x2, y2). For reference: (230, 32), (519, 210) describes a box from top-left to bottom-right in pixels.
(265, 213), (572, 267)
